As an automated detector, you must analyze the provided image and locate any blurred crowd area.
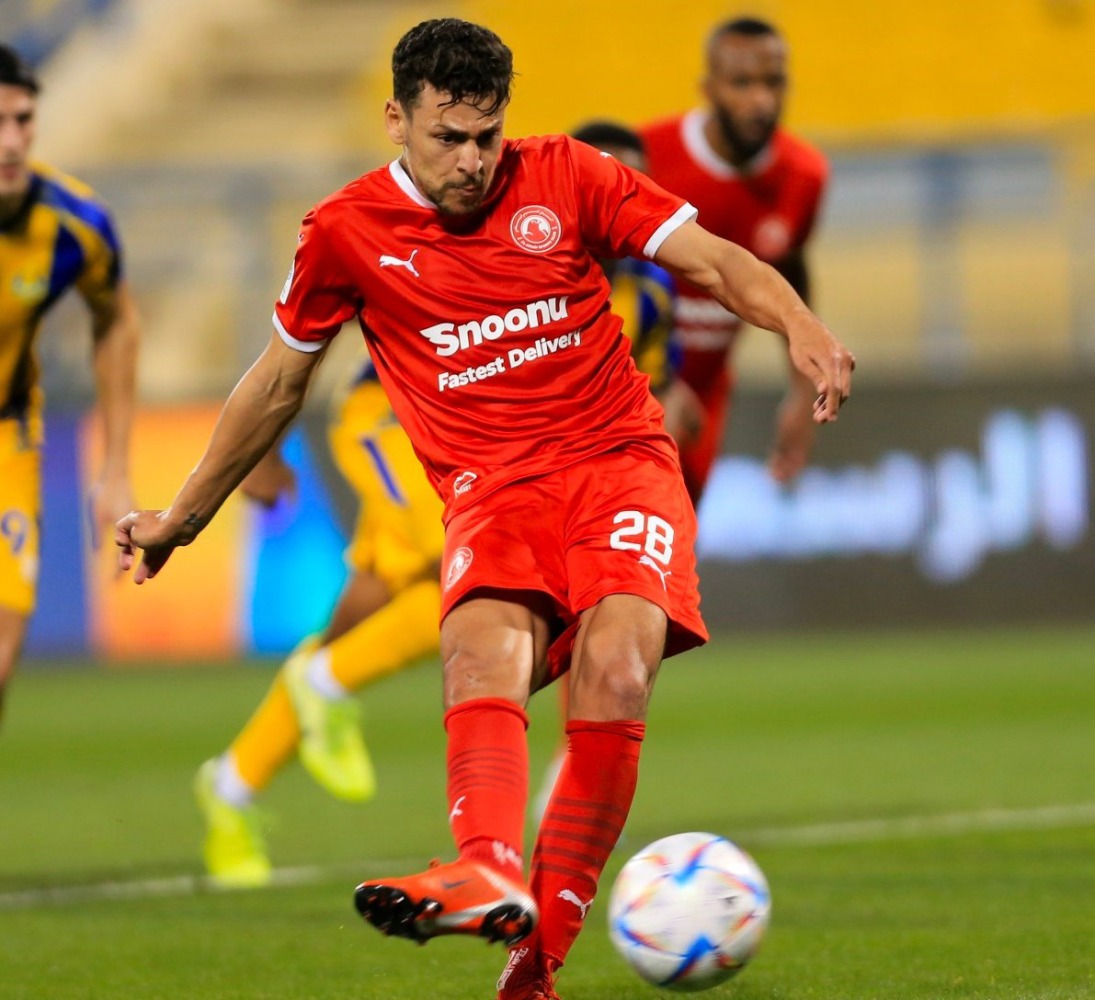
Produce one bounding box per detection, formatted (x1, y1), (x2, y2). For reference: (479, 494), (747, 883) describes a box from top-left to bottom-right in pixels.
(8, 0), (1095, 405)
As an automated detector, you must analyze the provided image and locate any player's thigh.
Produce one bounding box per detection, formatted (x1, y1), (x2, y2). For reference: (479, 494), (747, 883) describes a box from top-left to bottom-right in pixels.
(440, 591), (556, 709)
(0, 605), (29, 683)
(333, 410), (444, 591)
(568, 593), (668, 721)
(678, 379), (732, 501)
(323, 569), (393, 644)
(0, 437), (40, 622)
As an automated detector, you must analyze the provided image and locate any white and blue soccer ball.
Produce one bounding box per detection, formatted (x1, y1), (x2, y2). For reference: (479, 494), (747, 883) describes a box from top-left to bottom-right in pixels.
(607, 832), (771, 992)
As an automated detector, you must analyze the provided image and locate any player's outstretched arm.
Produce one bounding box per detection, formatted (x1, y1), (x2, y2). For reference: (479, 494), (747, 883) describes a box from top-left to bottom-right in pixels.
(115, 331), (324, 583)
(655, 220), (854, 422)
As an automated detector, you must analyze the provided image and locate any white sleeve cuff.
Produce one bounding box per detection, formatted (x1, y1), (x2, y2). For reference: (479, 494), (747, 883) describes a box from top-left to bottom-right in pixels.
(273, 312), (326, 353)
(643, 202), (699, 259)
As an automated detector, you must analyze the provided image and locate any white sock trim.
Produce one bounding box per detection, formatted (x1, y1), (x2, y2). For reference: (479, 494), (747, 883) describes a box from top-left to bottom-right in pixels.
(306, 647), (349, 699)
(216, 753), (256, 807)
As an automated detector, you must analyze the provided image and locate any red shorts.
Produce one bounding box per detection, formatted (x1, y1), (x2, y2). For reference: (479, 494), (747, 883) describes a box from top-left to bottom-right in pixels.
(440, 440), (707, 665)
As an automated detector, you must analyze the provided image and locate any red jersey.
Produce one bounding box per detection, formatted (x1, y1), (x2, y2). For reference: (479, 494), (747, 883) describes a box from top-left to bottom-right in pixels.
(640, 111), (828, 391)
(274, 135), (696, 516)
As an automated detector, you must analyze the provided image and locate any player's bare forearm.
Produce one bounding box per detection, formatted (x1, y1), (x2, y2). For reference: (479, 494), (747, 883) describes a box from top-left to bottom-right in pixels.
(656, 221), (854, 420)
(116, 332), (323, 582)
(90, 282), (139, 493)
(166, 335), (318, 533)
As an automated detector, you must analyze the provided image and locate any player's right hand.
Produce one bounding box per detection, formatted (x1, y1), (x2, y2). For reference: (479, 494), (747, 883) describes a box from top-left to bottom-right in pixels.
(115, 509), (187, 584)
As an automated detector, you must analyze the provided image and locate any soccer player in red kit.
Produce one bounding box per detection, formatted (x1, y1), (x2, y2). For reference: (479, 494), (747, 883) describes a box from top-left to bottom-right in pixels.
(641, 17), (829, 501)
(115, 19), (853, 1000)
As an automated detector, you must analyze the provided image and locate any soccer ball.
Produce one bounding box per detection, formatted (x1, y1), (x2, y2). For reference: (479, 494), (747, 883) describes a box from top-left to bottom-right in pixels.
(607, 832), (771, 991)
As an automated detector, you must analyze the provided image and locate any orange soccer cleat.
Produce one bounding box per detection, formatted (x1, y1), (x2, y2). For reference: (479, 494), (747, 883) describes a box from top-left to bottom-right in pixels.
(354, 858), (538, 946)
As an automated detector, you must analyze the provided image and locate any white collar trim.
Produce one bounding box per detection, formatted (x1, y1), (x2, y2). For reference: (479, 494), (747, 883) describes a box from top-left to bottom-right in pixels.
(681, 109), (774, 179)
(388, 158), (435, 210)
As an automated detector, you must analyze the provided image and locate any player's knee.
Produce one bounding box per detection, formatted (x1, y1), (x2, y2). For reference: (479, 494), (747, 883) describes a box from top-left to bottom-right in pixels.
(0, 644), (19, 688)
(441, 645), (533, 709)
(0, 613), (30, 686)
(572, 637), (656, 720)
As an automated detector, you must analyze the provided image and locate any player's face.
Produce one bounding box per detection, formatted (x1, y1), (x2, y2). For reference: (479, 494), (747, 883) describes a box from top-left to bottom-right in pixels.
(386, 85), (505, 216)
(0, 84), (35, 201)
(704, 33), (787, 162)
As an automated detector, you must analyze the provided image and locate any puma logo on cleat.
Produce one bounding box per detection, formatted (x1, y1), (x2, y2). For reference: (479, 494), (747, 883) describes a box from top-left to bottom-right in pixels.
(558, 888), (592, 919)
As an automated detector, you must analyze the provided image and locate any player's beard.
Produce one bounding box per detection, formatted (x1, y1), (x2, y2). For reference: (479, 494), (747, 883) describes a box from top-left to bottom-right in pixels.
(714, 105), (775, 164)
(433, 178), (487, 216)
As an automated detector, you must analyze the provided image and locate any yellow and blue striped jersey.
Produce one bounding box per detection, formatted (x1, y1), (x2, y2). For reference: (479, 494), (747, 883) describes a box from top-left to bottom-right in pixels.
(610, 257), (678, 394)
(0, 161), (122, 440)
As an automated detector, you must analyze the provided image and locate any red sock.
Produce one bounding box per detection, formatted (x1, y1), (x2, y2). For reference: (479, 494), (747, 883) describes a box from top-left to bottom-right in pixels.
(531, 719), (645, 970)
(444, 697), (529, 881)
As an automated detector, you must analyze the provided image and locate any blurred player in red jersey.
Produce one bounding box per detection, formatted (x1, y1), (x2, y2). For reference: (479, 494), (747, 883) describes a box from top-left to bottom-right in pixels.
(641, 16), (829, 501)
(115, 19), (853, 1000)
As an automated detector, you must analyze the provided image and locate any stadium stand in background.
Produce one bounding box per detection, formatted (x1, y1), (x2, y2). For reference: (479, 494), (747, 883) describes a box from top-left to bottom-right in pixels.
(21, 0), (1095, 404)
(12, 0), (1095, 655)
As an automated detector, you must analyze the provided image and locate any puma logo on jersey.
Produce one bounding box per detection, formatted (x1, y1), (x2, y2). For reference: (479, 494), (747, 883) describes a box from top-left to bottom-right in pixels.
(420, 296), (569, 357)
(639, 553), (672, 591)
(557, 888), (592, 919)
(379, 249), (420, 277)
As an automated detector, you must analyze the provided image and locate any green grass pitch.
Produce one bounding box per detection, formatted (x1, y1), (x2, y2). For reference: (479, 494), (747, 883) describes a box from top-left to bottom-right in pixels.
(2, 626), (1094, 999)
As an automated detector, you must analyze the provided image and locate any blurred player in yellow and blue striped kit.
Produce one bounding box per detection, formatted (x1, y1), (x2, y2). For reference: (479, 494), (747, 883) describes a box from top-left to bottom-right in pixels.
(194, 122), (691, 887)
(0, 43), (139, 728)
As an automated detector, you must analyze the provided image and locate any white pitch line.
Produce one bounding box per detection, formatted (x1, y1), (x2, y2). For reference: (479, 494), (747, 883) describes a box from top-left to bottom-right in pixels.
(0, 859), (415, 912)
(3, 803), (1094, 912)
(739, 801), (1095, 847)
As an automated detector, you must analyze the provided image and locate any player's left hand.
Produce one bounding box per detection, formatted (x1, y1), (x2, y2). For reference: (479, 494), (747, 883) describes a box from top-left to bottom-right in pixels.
(115, 508), (196, 584)
(786, 316), (854, 423)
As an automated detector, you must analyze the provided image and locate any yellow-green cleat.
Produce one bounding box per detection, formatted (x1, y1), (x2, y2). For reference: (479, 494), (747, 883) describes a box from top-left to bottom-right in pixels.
(194, 758), (272, 889)
(284, 650), (377, 802)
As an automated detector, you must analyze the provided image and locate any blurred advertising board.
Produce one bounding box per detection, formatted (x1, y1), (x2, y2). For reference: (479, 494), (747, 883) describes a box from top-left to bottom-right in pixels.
(696, 378), (1091, 628)
(22, 375), (1092, 660)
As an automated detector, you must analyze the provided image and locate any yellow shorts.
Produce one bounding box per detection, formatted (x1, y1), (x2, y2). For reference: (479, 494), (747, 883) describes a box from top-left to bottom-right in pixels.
(328, 380), (444, 593)
(0, 420), (41, 616)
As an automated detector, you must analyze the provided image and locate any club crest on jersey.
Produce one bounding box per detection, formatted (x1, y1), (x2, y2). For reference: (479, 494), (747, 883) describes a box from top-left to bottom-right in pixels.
(446, 546), (474, 590)
(453, 471), (478, 496)
(11, 274), (47, 302)
(510, 205), (562, 254)
(753, 216), (792, 262)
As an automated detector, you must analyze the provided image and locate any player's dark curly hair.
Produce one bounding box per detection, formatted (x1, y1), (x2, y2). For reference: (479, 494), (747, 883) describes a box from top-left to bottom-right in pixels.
(571, 121), (644, 156)
(713, 16), (780, 39)
(392, 18), (513, 115)
(0, 43), (39, 94)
